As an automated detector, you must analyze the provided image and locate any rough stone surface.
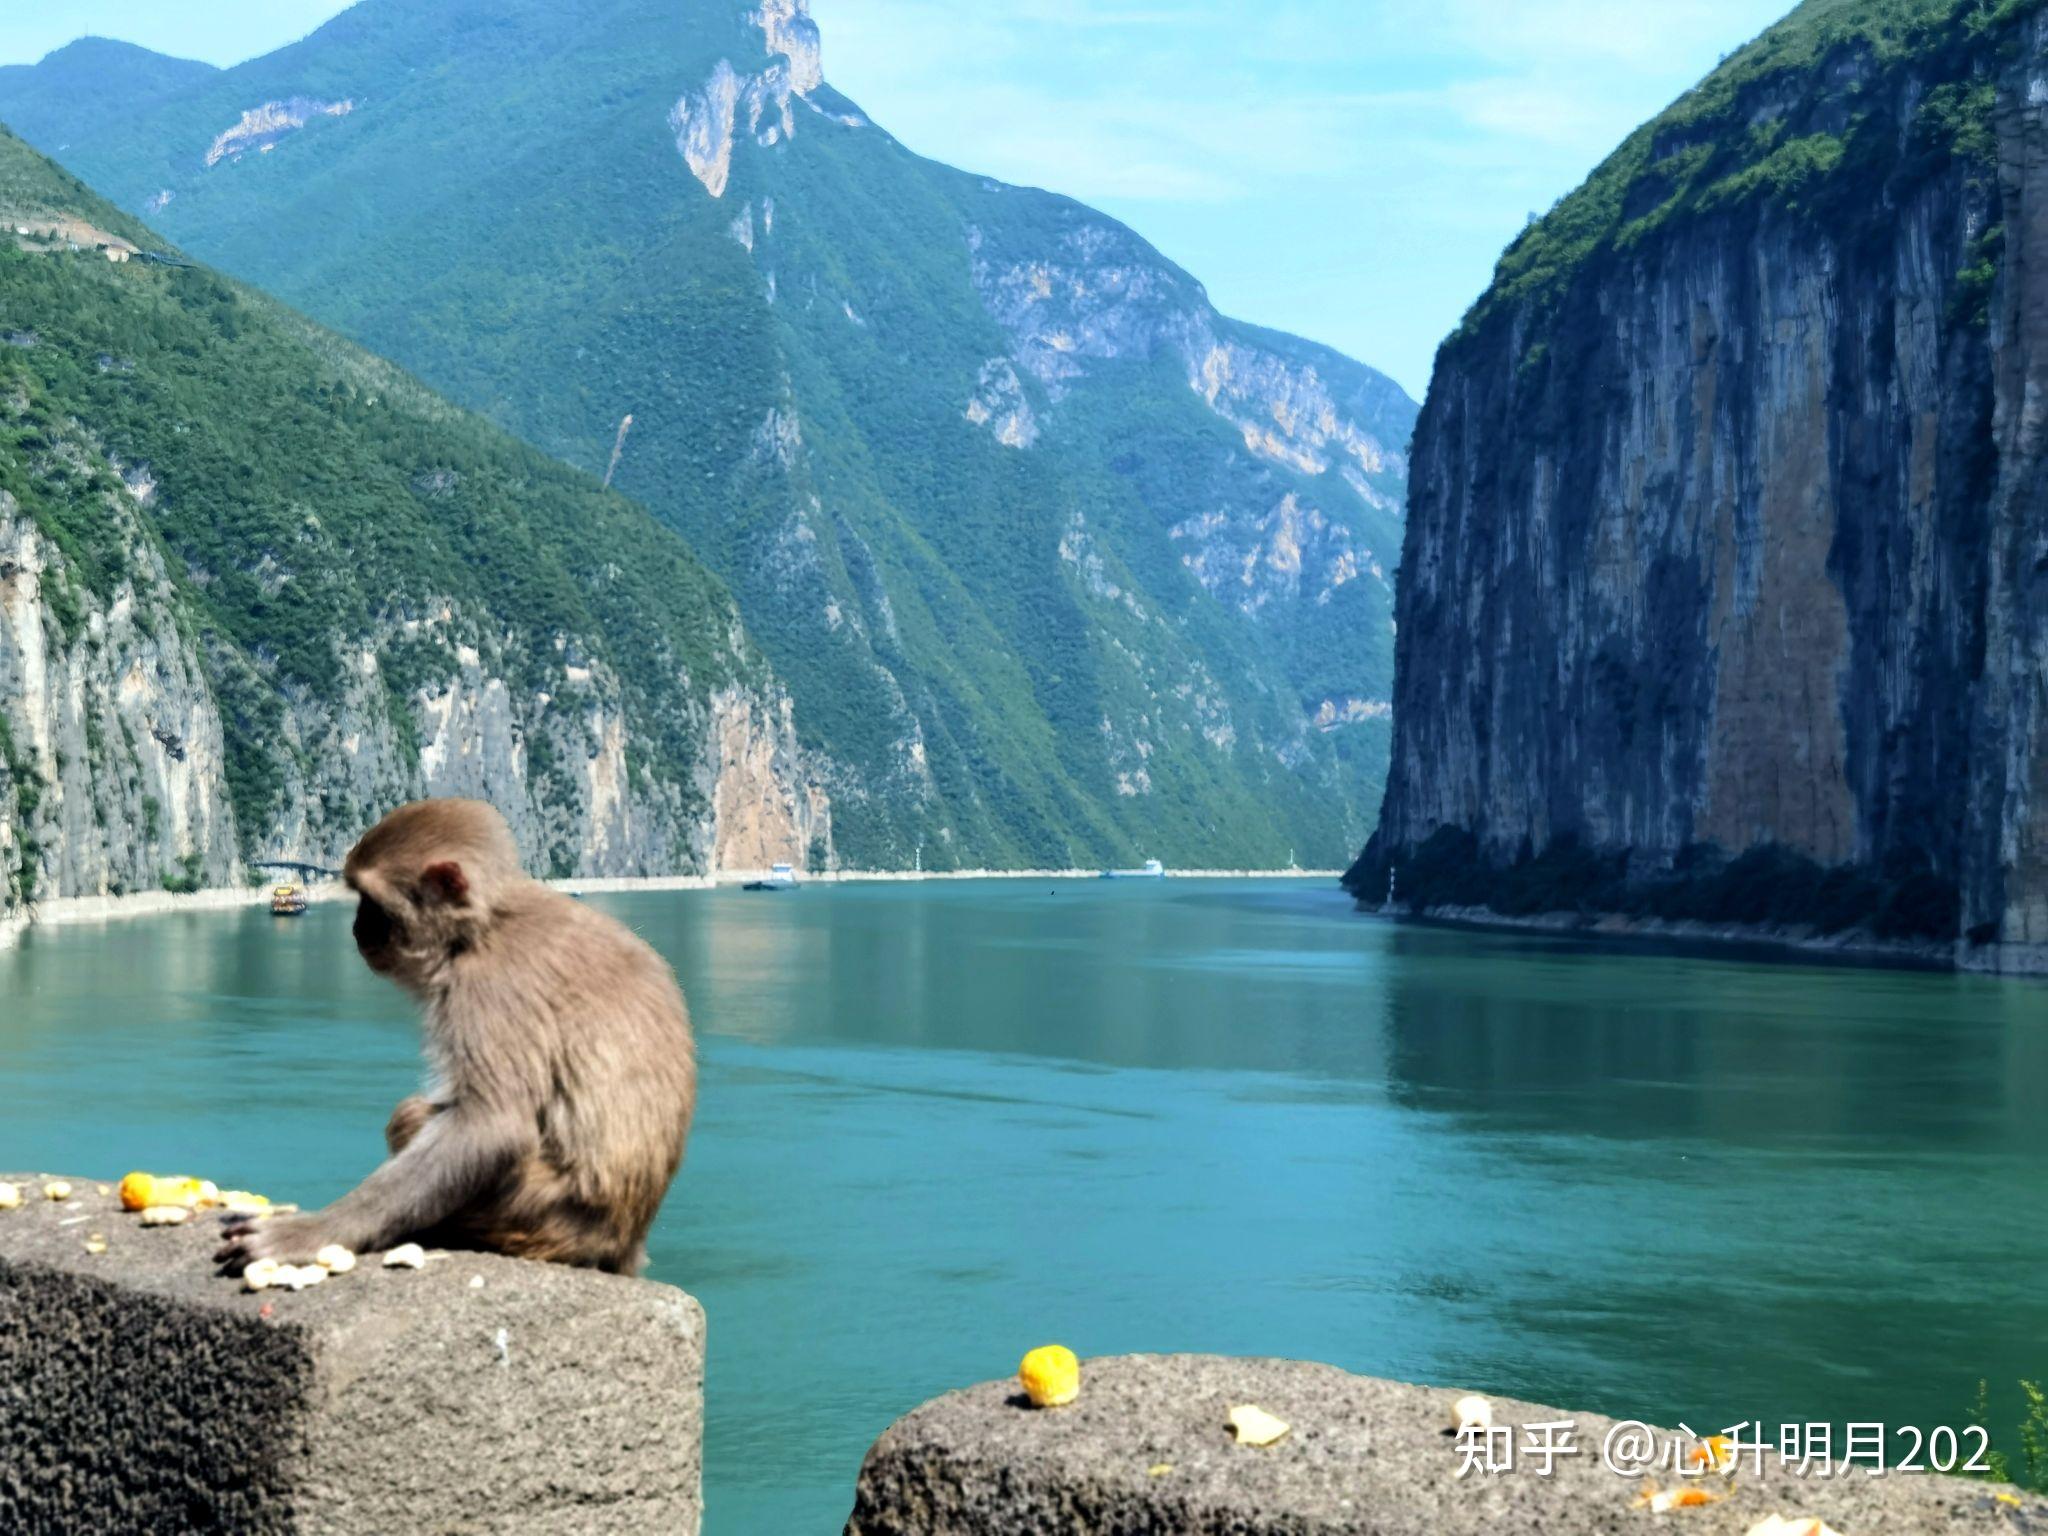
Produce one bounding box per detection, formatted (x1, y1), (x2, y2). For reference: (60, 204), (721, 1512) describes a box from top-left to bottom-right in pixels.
(0, 1175), (704, 1535)
(845, 1355), (2038, 1535)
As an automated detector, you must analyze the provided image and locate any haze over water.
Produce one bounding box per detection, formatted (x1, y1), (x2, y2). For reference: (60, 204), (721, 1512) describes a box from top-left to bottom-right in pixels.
(4, 880), (2044, 1531)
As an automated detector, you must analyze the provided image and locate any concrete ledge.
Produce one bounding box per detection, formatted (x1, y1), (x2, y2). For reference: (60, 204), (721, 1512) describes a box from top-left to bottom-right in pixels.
(0, 1174), (703, 1534)
(845, 1355), (2038, 1534)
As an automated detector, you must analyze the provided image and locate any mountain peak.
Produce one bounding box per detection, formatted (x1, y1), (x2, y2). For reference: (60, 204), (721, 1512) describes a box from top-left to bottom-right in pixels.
(17, 0), (1416, 868)
(754, 0), (822, 95)
(35, 35), (204, 69)
(670, 0), (846, 197)
(0, 36), (216, 151)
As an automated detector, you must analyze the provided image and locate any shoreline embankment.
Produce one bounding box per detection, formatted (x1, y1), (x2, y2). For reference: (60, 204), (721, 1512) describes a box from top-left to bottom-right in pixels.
(1378, 901), (1960, 971)
(0, 867), (1343, 949)
(1, 884), (296, 952)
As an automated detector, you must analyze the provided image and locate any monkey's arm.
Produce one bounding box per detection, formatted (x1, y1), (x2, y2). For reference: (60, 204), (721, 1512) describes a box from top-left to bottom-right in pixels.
(385, 1093), (440, 1154)
(216, 1108), (520, 1269)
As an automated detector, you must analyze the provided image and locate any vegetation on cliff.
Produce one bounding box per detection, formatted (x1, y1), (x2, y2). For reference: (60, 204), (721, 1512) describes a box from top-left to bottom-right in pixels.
(1454, 0), (2038, 354)
(2, 0), (1414, 871)
(0, 38), (215, 151)
(0, 127), (759, 874)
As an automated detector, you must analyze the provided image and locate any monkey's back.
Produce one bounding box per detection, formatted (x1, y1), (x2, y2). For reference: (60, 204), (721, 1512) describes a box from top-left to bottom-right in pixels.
(455, 883), (696, 1272)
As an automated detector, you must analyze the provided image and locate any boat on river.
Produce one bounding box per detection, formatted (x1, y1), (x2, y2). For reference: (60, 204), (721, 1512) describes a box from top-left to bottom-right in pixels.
(270, 884), (308, 916)
(1100, 859), (1166, 880)
(744, 863), (800, 892)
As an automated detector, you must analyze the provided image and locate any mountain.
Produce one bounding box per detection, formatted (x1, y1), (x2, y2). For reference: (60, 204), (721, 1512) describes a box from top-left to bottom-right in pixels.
(0, 39), (216, 150)
(2, 0), (1416, 871)
(0, 127), (820, 923)
(1347, 0), (2048, 969)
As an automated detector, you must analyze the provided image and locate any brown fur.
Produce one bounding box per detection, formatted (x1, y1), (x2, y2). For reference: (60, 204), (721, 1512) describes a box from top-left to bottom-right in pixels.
(217, 799), (696, 1277)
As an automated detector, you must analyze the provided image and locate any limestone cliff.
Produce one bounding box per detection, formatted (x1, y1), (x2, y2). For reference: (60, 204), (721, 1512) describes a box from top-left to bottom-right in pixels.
(1351, 0), (2048, 970)
(8, 0), (1416, 871)
(1, 490), (237, 907)
(0, 456), (826, 915)
(0, 127), (827, 921)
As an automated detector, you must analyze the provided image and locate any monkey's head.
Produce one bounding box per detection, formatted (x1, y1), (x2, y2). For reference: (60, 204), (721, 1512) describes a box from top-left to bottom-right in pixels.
(343, 799), (526, 989)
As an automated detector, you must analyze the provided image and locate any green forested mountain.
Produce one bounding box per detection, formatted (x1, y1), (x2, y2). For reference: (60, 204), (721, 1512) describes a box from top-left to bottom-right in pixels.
(0, 127), (816, 917)
(0, 39), (216, 151)
(3, 0), (1415, 870)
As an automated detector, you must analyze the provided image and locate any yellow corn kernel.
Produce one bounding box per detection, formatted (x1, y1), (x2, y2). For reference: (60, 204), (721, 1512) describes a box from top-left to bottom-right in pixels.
(1228, 1404), (1291, 1447)
(122, 1174), (211, 1211)
(1018, 1345), (1080, 1408)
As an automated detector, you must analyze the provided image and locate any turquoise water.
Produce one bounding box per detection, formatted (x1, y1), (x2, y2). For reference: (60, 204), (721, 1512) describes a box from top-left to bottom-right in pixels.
(3, 879), (2045, 1529)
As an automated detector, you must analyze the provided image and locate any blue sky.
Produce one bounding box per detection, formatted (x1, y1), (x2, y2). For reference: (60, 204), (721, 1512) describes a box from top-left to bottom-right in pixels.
(3, 0), (1794, 398)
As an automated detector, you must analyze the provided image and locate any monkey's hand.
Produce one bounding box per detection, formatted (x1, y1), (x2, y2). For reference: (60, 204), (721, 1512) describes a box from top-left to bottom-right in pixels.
(215, 1110), (517, 1275)
(214, 1212), (347, 1272)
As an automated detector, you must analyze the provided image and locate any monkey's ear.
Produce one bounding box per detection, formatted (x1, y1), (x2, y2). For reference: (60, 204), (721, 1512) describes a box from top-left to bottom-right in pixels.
(420, 861), (471, 906)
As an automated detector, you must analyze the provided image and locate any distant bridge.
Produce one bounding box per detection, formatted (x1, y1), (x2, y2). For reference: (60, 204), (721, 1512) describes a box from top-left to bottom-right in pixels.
(251, 859), (342, 881)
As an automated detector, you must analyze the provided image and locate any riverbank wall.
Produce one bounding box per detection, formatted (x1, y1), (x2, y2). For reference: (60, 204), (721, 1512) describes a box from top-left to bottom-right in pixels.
(0, 882), (334, 952)
(848, 1354), (2035, 1534)
(0, 1173), (705, 1534)
(0, 868), (1341, 949)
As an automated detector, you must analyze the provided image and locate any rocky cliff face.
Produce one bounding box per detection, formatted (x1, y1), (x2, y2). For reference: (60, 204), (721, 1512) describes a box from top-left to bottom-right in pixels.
(965, 215), (1409, 512)
(1354, 0), (2048, 969)
(0, 127), (826, 922)
(961, 212), (1409, 642)
(644, 0), (1416, 865)
(0, 461), (824, 916)
(8, 0), (1415, 871)
(1, 489), (237, 907)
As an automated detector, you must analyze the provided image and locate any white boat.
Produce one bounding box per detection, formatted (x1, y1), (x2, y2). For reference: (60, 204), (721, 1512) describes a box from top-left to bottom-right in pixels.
(744, 862), (800, 891)
(1100, 859), (1166, 880)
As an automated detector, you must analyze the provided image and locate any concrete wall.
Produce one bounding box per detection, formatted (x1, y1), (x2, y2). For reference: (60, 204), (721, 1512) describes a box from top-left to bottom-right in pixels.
(847, 1354), (2038, 1535)
(5, 1179), (2037, 1535)
(0, 1174), (703, 1535)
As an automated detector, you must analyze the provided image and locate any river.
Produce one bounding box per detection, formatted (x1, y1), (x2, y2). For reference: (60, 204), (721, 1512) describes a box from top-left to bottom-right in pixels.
(2, 878), (2044, 1529)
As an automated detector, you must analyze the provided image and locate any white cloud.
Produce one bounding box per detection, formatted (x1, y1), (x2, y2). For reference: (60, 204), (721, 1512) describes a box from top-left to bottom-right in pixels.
(812, 0), (1790, 393)
(1439, 76), (1643, 151)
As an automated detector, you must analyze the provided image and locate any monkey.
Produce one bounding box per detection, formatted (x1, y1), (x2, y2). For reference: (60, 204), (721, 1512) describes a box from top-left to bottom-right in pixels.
(216, 798), (696, 1278)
